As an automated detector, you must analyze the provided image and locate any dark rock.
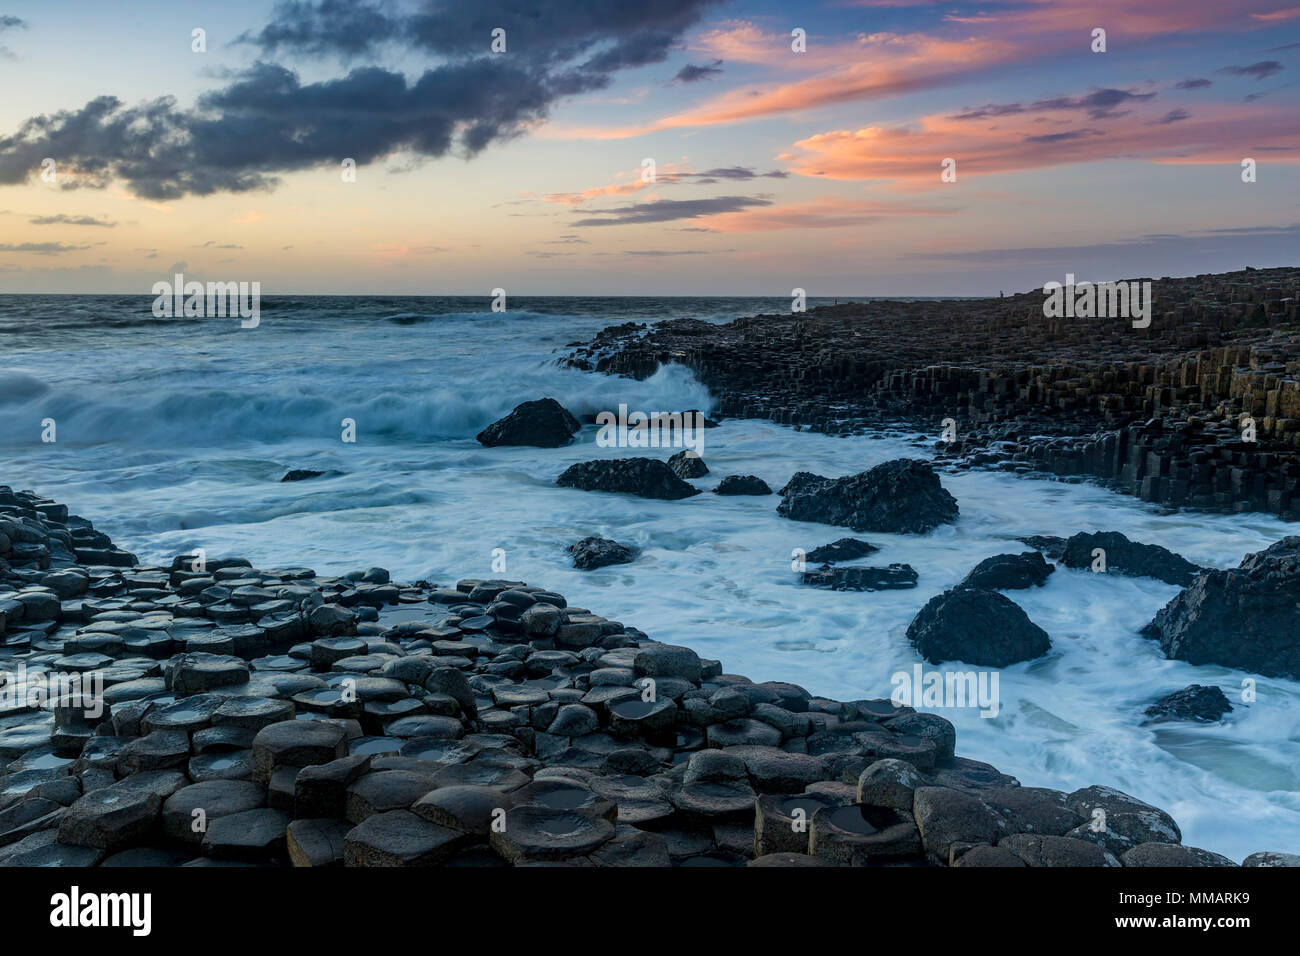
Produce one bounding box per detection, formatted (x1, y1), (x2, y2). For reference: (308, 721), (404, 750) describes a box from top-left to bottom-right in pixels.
(567, 537), (638, 571)
(58, 788), (162, 850)
(281, 469), (325, 482)
(1061, 531), (1202, 586)
(907, 588), (1051, 666)
(667, 450), (709, 478)
(804, 538), (879, 563)
(1142, 537), (1300, 679)
(959, 552), (1054, 590)
(286, 818), (350, 867)
(997, 833), (1121, 867)
(1144, 685), (1233, 723)
(777, 459), (958, 534)
(556, 457), (700, 500)
(714, 475), (772, 496)
(1122, 842), (1236, 867)
(801, 564), (917, 591)
(1017, 536), (1067, 560)
(476, 398), (580, 448)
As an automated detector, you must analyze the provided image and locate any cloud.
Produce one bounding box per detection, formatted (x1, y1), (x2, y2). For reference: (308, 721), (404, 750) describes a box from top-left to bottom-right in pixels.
(29, 213), (116, 227)
(0, 0), (723, 199)
(783, 98), (1300, 187)
(0, 13), (26, 58)
(571, 195), (773, 226)
(1151, 108), (1191, 124)
(1250, 6), (1300, 20)
(672, 60), (723, 83)
(193, 241), (243, 249)
(698, 197), (953, 232)
(951, 88), (1157, 123)
(1221, 61), (1285, 79)
(1175, 78), (1212, 89)
(0, 241), (90, 255)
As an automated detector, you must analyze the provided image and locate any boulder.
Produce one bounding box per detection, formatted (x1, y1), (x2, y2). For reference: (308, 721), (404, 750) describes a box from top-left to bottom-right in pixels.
(907, 588), (1051, 666)
(959, 552), (1053, 590)
(1142, 537), (1300, 678)
(804, 538), (879, 563)
(714, 475), (772, 496)
(567, 537), (638, 571)
(1144, 685), (1233, 722)
(1060, 531), (1202, 586)
(667, 450), (709, 479)
(777, 459), (958, 534)
(556, 458), (700, 500)
(476, 398), (580, 448)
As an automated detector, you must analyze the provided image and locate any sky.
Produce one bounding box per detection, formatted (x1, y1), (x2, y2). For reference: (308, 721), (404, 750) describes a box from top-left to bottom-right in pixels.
(0, 0), (1297, 296)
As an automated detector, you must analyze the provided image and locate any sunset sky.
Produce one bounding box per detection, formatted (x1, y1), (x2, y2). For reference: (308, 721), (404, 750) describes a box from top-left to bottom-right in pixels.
(0, 0), (1297, 295)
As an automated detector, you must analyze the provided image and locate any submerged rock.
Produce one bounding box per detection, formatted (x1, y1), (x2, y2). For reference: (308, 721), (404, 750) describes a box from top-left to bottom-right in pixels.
(777, 459), (958, 534)
(1142, 536), (1300, 678)
(801, 564), (918, 591)
(477, 398), (581, 448)
(556, 457), (699, 500)
(907, 588), (1051, 666)
(804, 538), (879, 563)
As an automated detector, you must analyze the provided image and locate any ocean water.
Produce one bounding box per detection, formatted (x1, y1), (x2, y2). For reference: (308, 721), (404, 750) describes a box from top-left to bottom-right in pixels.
(1, 293), (1297, 862)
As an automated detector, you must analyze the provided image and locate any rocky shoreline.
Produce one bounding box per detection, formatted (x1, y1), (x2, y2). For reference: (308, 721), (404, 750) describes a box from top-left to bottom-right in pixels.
(1, 484), (1295, 867)
(565, 267), (1300, 520)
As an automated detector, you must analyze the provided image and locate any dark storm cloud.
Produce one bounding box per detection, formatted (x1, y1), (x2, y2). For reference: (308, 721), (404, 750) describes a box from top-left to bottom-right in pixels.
(672, 59), (723, 83)
(571, 195), (773, 226)
(0, 0), (723, 199)
(1221, 61), (1284, 80)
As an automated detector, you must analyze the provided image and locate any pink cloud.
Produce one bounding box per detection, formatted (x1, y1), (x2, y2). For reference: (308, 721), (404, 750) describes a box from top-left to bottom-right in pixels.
(783, 102), (1300, 186)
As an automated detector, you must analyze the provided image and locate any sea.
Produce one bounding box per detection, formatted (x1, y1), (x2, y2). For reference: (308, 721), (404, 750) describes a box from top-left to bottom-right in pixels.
(1, 293), (1297, 861)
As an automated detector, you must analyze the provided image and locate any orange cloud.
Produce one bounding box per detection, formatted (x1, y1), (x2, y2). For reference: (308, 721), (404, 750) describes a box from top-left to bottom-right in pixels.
(555, 2), (1297, 140)
(784, 103), (1300, 186)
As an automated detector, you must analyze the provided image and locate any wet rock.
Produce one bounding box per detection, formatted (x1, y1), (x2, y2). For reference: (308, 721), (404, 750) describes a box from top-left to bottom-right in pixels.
(281, 469), (325, 482)
(58, 787), (162, 850)
(810, 803), (920, 863)
(633, 643), (702, 682)
(412, 785), (510, 835)
(997, 833), (1121, 867)
(857, 759), (927, 811)
(1142, 537), (1300, 679)
(804, 538), (879, 563)
(1122, 842), (1236, 867)
(913, 786), (1000, 862)
(777, 459), (958, 534)
(755, 792), (838, 855)
(117, 731), (191, 776)
(959, 552), (1054, 590)
(715, 475), (771, 496)
(1061, 531), (1202, 586)
(252, 720), (349, 785)
(286, 817), (350, 867)
(490, 805), (615, 863)
(668, 450), (709, 479)
(477, 398), (581, 448)
(951, 844), (1026, 867)
(801, 564), (917, 591)
(907, 588), (1051, 666)
(567, 537), (638, 571)
(1243, 851), (1300, 867)
(346, 770), (439, 822)
(557, 457), (700, 500)
(1065, 785), (1181, 849)
(1144, 685), (1233, 722)
(200, 807), (292, 861)
(162, 780), (267, 843)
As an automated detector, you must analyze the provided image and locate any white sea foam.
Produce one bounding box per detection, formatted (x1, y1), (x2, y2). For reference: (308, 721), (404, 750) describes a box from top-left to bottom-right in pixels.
(2, 302), (1297, 861)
